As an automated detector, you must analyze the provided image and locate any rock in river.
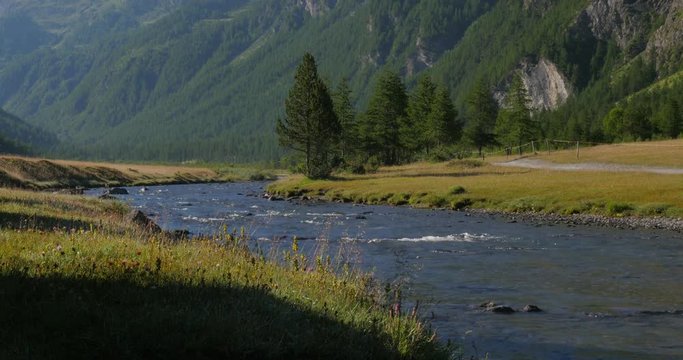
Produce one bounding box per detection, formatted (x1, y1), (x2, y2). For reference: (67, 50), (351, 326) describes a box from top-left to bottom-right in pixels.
(108, 188), (129, 195)
(522, 304), (543, 313)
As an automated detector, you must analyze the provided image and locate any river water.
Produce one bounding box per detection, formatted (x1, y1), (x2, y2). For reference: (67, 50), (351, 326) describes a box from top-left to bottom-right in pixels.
(88, 182), (683, 359)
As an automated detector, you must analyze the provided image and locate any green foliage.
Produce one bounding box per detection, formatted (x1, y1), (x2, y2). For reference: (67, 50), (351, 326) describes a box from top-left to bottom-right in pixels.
(1, 0), (682, 163)
(332, 78), (358, 161)
(606, 202), (635, 216)
(406, 75), (437, 154)
(448, 185), (466, 195)
(495, 73), (537, 147)
(0, 108), (56, 154)
(277, 53), (340, 179)
(602, 74), (683, 141)
(464, 78), (498, 155)
(359, 69), (408, 166)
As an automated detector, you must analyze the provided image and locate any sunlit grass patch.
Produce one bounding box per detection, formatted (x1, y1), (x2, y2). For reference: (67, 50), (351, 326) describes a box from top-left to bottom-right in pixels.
(513, 139), (683, 168)
(269, 152), (683, 218)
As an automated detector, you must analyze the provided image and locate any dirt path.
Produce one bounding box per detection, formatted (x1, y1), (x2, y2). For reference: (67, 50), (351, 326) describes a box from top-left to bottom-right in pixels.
(494, 158), (683, 175)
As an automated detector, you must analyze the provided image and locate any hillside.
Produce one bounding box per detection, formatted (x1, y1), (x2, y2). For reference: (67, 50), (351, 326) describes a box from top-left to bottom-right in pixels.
(0, 0), (681, 162)
(0, 108), (55, 154)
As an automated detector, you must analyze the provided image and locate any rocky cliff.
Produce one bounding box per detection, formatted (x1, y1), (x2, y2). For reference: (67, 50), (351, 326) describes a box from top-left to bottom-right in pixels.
(521, 58), (571, 111)
(579, 0), (683, 71)
(495, 58), (571, 112)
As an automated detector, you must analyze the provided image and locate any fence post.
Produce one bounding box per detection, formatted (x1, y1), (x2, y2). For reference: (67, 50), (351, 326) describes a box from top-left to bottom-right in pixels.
(576, 141), (580, 159)
(531, 140), (535, 154)
(546, 139), (550, 155)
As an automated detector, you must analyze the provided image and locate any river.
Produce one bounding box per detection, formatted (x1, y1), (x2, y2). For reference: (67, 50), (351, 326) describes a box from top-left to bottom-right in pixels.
(88, 182), (683, 359)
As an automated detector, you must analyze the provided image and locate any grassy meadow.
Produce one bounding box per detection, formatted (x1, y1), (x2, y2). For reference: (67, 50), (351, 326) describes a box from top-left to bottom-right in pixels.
(0, 189), (449, 359)
(269, 140), (683, 218)
(525, 139), (683, 167)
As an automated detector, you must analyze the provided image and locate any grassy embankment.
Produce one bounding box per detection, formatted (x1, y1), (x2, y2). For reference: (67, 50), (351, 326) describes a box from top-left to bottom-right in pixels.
(0, 188), (449, 359)
(269, 140), (683, 218)
(0, 155), (279, 189)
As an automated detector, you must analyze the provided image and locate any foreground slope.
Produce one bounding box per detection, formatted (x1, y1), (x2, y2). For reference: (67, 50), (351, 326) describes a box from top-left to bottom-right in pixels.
(0, 188), (449, 359)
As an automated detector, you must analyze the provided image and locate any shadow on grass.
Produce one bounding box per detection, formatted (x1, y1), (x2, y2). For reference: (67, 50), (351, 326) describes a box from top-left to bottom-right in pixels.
(0, 212), (95, 232)
(0, 272), (405, 360)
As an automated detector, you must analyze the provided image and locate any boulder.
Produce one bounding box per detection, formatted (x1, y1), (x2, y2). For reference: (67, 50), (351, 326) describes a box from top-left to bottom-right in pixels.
(108, 188), (129, 195)
(130, 210), (161, 233)
(479, 301), (517, 314)
(522, 304), (543, 313)
(490, 306), (516, 314)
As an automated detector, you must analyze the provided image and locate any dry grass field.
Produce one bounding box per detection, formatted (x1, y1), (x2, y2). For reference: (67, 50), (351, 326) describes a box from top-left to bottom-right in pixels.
(270, 140), (683, 218)
(532, 139), (683, 167)
(0, 156), (280, 189)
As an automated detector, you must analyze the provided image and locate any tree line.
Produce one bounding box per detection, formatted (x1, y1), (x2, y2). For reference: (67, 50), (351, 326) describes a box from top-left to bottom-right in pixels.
(276, 53), (532, 178)
(278, 53), (467, 178)
(278, 53), (682, 179)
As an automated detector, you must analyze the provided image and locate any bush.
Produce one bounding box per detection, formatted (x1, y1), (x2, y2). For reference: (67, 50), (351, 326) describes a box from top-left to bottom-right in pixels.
(448, 186), (466, 195)
(450, 198), (472, 210)
(606, 202), (634, 215)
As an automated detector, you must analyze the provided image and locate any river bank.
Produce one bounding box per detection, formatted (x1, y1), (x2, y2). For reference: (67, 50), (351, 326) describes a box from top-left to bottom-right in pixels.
(90, 181), (683, 359)
(0, 188), (449, 359)
(0, 155), (278, 189)
(267, 143), (683, 232)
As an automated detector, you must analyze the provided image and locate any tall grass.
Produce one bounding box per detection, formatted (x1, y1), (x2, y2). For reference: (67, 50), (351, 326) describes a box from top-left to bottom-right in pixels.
(0, 189), (451, 359)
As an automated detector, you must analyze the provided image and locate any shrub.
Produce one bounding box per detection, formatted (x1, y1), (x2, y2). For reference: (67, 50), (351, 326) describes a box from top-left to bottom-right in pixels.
(450, 198), (472, 210)
(606, 202), (634, 215)
(448, 186), (466, 195)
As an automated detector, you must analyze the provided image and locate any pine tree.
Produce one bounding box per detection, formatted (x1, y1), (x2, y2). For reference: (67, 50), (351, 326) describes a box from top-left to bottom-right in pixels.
(464, 79), (498, 156)
(653, 98), (681, 139)
(495, 73), (536, 150)
(276, 53), (340, 179)
(406, 76), (437, 154)
(332, 78), (357, 160)
(359, 70), (408, 165)
(428, 84), (461, 148)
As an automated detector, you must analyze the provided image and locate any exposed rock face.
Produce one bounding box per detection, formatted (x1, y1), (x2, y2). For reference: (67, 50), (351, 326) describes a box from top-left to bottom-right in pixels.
(583, 0), (650, 49)
(523, 0), (552, 12)
(577, 0), (682, 70)
(520, 58), (571, 111)
(297, 0), (334, 17)
(495, 58), (571, 112)
(405, 37), (434, 76)
(646, 0), (683, 73)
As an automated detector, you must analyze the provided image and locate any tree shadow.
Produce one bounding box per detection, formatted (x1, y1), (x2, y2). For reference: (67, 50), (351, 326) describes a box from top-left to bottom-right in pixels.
(0, 272), (407, 360)
(326, 170), (533, 182)
(0, 212), (95, 231)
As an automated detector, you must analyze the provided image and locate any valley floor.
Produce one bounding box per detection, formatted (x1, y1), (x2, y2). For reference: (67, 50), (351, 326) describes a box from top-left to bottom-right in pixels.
(0, 155), (277, 189)
(268, 139), (683, 230)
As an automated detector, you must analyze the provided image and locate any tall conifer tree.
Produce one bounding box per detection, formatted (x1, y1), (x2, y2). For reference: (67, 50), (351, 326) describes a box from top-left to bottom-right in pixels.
(495, 73), (536, 149)
(359, 70), (408, 165)
(464, 79), (498, 156)
(406, 76), (437, 154)
(332, 78), (356, 160)
(277, 53), (340, 178)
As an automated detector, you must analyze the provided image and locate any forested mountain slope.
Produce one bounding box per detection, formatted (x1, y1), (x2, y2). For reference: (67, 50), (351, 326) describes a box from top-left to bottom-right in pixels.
(0, 108), (55, 154)
(0, 0), (681, 162)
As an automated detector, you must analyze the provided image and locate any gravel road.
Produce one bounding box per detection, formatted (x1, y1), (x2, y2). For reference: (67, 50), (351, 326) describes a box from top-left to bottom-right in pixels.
(495, 158), (683, 175)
